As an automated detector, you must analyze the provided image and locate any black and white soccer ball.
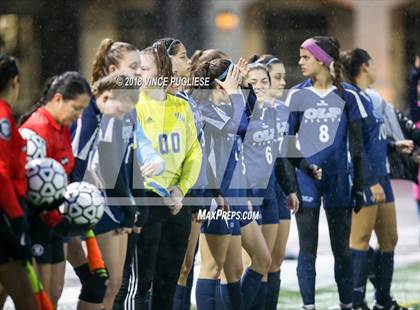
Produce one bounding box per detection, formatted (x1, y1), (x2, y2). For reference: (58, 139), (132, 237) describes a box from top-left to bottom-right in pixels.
(19, 128), (47, 160)
(26, 158), (68, 206)
(60, 182), (105, 227)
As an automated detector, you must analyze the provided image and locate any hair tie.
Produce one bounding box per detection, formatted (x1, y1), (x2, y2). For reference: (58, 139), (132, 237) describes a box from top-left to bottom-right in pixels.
(215, 63), (233, 81)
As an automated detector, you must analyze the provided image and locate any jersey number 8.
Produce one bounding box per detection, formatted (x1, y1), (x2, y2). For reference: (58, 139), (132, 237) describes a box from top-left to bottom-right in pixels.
(319, 125), (330, 143)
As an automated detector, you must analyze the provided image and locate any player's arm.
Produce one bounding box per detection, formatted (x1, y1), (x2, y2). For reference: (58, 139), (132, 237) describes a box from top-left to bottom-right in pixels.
(345, 90), (367, 210)
(134, 121), (164, 177)
(0, 161), (24, 219)
(176, 105), (203, 197)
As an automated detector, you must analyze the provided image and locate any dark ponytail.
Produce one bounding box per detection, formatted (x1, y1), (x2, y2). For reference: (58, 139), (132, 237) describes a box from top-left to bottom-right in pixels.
(190, 49), (228, 74)
(191, 58), (231, 103)
(311, 36), (344, 97)
(20, 71), (91, 125)
(340, 48), (371, 84)
(0, 53), (18, 93)
(91, 38), (138, 83)
(247, 54), (261, 64)
(156, 38), (182, 56)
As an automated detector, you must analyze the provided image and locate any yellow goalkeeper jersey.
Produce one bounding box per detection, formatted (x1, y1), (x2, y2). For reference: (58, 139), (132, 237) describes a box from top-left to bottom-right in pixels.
(135, 91), (202, 196)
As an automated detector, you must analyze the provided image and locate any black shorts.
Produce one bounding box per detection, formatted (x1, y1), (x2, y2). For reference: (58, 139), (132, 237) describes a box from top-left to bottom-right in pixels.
(30, 217), (65, 265)
(0, 223), (22, 265)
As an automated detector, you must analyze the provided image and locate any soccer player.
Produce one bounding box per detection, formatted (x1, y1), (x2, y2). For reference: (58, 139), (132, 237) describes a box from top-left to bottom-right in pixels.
(286, 36), (366, 310)
(71, 70), (162, 310)
(243, 60), (321, 310)
(341, 48), (412, 310)
(20, 71), (91, 308)
(86, 38), (163, 310)
(191, 57), (253, 310)
(132, 41), (202, 310)
(156, 37), (207, 310)
(0, 53), (38, 310)
(255, 54), (293, 310)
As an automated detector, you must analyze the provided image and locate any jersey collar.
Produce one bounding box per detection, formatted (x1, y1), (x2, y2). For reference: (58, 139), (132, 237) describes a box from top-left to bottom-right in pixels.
(38, 106), (61, 131)
(0, 99), (12, 112)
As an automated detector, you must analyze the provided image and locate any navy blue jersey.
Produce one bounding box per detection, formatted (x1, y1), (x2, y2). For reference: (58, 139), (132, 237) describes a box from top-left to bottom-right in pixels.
(356, 87), (388, 183)
(243, 104), (277, 192)
(200, 92), (254, 198)
(286, 80), (367, 175)
(70, 98), (102, 182)
(176, 90), (207, 188)
(97, 114), (134, 199)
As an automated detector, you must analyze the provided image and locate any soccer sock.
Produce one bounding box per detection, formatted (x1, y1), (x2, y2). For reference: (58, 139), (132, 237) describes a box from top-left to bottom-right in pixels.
(241, 268), (263, 308)
(195, 278), (219, 310)
(265, 271), (281, 310)
(351, 249), (369, 306)
(184, 267), (194, 310)
(297, 253), (316, 306)
(367, 246), (377, 289)
(374, 251), (394, 308)
(250, 281), (267, 310)
(172, 285), (186, 310)
(215, 282), (224, 310)
(221, 281), (244, 310)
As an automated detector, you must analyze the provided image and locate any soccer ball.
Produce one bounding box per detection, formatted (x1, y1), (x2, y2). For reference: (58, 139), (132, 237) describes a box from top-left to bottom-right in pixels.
(26, 158), (68, 206)
(19, 128), (47, 160)
(60, 182), (105, 226)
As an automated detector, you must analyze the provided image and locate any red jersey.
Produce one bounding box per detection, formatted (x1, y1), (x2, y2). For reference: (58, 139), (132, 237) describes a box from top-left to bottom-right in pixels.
(0, 99), (27, 219)
(21, 106), (75, 226)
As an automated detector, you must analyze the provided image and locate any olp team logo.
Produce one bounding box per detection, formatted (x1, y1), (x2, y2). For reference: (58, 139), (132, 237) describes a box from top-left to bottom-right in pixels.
(32, 243), (45, 257)
(0, 118), (11, 140)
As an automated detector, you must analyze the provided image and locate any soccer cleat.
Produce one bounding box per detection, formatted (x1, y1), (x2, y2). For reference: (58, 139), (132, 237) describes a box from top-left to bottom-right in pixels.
(353, 301), (371, 310)
(372, 300), (409, 310)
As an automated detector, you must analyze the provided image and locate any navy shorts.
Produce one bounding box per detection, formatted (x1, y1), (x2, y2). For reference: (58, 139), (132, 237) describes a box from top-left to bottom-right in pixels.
(363, 175), (394, 206)
(297, 170), (352, 209)
(93, 205), (125, 235)
(275, 183), (291, 220)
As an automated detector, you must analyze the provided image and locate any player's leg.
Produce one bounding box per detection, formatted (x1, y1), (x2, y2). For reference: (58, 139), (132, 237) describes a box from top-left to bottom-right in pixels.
(67, 236), (107, 310)
(133, 206), (166, 309)
(152, 206), (191, 310)
(96, 230), (128, 309)
(295, 207), (320, 309)
(373, 201), (398, 309)
(220, 234), (244, 310)
(265, 219), (289, 310)
(295, 171), (321, 309)
(249, 195), (280, 310)
(266, 185), (291, 310)
(0, 262), (38, 310)
(350, 203), (378, 309)
(240, 218), (272, 309)
(33, 233), (65, 308)
(325, 207), (353, 309)
(173, 219), (201, 310)
(196, 229), (231, 310)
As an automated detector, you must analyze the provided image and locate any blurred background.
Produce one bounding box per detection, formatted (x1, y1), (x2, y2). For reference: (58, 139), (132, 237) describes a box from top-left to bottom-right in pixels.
(0, 0), (419, 114)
